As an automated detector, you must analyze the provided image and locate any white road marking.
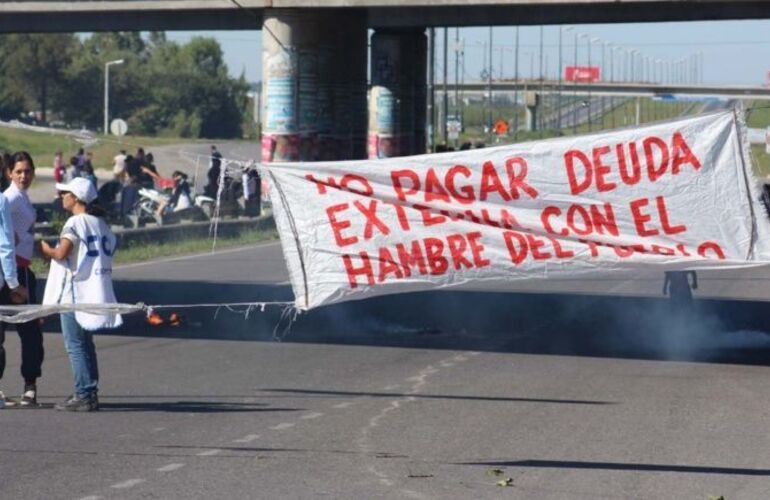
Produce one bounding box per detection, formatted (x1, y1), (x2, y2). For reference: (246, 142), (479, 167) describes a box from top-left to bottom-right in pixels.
(157, 463), (185, 472)
(111, 479), (146, 489)
(357, 363), (442, 488)
(271, 422), (295, 430)
(440, 362), (454, 367)
(300, 411), (324, 420)
(78, 496), (102, 500)
(333, 402), (353, 409)
(233, 434), (260, 443)
(152, 427), (167, 432)
(383, 385), (399, 390)
(197, 449), (222, 456)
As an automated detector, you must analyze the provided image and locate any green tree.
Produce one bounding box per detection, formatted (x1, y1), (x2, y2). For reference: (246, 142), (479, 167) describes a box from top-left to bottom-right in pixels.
(0, 34), (76, 122)
(0, 32), (250, 138)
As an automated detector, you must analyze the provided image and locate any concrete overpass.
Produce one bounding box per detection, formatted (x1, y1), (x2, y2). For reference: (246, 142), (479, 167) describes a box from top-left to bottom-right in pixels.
(3, 1), (770, 31)
(5, 1), (770, 162)
(457, 81), (770, 100)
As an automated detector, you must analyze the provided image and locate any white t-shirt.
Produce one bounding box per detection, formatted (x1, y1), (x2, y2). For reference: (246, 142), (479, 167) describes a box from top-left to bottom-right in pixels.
(113, 153), (127, 176)
(43, 213), (122, 330)
(4, 183), (36, 262)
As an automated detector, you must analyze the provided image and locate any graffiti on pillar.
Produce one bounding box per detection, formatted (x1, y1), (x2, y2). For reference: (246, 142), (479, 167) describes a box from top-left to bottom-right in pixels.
(375, 90), (397, 134)
(262, 133), (300, 163)
(265, 51), (297, 134)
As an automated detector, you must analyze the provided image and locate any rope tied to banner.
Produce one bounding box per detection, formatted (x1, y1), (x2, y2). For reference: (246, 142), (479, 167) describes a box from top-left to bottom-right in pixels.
(0, 301), (298, 327)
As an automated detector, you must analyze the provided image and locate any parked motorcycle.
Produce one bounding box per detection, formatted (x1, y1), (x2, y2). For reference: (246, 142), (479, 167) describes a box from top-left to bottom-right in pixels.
(135, 187), (214, 226)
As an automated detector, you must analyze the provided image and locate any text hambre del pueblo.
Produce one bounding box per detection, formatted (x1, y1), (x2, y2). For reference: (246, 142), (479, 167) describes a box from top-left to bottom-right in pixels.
(305, 131), (723, 289)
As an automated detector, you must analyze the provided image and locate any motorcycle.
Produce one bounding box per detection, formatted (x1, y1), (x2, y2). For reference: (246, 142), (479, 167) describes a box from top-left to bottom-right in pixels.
(135, 187), (215, 226)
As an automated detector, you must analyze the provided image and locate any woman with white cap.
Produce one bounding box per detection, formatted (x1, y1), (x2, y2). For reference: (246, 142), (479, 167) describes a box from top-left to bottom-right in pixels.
(41, 177), (122, 412)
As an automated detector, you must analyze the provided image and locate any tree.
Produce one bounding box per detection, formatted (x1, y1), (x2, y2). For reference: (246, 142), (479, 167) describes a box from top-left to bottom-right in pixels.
(0, 32), (250, 138)
(0, 34), (76, 122)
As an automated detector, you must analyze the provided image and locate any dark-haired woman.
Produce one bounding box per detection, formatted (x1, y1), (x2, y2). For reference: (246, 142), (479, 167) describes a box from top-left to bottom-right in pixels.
(1, 151), (43, 407)
(41, 178), (122, 412)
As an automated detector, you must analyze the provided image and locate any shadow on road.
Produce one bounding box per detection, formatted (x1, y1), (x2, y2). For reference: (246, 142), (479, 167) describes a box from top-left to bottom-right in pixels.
(98, 400), (303, 413)
(458, 459), (770, 476)
(90, 279), (770, 366)
(257, 388), (615, 405)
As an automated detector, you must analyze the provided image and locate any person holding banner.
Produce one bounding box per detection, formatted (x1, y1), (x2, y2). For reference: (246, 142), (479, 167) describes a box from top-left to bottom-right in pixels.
(41, 178), (122, 412)
(663, 271), (698, 307)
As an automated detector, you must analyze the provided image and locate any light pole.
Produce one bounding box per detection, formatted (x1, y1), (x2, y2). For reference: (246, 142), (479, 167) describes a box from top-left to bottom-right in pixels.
(601, 41), (609, 129)
(587, 37), (600, 132)
(557, 26), (568, 131)
(572, 31), (580, 134)
(454, 29), (461, 148)
(579, 34), (590, 131)
(103, 59), (125, 135)
(487, 27), (494, 136)
(513, 26), (520, 138)
(538, 26), (544, 133)
(609, 44), (618, 128)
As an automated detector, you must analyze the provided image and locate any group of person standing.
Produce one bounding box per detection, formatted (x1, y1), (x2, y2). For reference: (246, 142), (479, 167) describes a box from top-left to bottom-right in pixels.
(53, 148), (98, 188)
(0, 151), (121, 412)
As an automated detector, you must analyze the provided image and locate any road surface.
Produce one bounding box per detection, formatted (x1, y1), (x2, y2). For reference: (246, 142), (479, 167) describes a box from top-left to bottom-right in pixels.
(2, 242), (770, 498)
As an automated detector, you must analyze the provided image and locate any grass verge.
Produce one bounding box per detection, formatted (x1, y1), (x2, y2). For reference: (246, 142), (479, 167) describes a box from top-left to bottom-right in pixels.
(0, 126), (199, 171)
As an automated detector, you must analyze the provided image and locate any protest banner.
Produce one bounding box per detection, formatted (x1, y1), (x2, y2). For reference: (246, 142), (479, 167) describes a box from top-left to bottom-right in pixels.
(267, 110), (770, 310)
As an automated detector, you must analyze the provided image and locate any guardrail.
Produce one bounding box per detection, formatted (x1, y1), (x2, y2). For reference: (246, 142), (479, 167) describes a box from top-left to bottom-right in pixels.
(34, 210), (276, 253)
(112, 214), (275, 248)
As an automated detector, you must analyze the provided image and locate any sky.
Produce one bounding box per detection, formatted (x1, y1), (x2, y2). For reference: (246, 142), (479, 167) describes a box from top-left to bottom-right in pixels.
(167, 19), (770, 87)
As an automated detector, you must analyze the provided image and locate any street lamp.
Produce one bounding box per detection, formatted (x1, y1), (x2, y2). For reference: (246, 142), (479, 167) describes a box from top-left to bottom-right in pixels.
(567, 29), (581, 134)
(578, 33), (591, 132)
(559, 26), (574, 132)
(514, 26), (520, 137)
(104, 59), (125, 135)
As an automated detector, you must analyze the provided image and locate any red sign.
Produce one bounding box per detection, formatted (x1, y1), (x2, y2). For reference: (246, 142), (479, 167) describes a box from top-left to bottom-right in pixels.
(565, 66), (601, 83)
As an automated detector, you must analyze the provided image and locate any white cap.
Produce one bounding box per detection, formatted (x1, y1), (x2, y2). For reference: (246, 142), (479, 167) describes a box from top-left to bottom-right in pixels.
(55, 177), (98, 204)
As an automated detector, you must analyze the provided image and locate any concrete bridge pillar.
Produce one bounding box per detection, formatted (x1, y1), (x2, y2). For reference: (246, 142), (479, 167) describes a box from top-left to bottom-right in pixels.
(261, 9), (367, 162)
(525, 91), (540, 132)
(368, 29), (427, 159)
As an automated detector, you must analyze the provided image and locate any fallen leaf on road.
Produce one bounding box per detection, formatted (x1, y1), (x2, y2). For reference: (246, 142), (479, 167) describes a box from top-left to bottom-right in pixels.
(486, 468), (505, 477)
(496, 478), (514, 487)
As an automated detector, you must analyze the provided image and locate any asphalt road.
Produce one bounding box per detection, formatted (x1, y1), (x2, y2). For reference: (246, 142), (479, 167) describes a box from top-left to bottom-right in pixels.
(3, 242), (770, 499)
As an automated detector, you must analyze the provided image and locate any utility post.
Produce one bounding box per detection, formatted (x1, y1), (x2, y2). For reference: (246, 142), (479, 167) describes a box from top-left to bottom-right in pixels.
(103, 58), (125, 135)
(442, 27), (448, 146)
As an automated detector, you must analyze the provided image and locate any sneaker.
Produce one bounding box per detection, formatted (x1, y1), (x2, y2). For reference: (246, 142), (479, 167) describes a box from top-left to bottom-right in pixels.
(54, 393), (98, 412)
(0, 390), (6, 409)
(18, 387), (37, 407)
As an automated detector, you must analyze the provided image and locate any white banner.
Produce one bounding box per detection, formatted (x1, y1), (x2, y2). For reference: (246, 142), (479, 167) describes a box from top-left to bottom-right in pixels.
(267, 110), (770, 310)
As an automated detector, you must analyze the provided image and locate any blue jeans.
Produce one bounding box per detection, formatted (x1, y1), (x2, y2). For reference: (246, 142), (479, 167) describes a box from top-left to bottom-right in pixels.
(60, 313), (99, 398)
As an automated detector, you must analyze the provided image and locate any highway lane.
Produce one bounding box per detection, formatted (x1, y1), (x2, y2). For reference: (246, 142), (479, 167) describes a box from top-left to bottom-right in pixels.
(3, 242), (770, 498)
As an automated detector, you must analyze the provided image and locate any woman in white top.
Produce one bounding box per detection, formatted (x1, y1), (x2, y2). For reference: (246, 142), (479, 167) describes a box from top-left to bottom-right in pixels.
(1, 151), (42, 407)
(41, 178), (122, 412)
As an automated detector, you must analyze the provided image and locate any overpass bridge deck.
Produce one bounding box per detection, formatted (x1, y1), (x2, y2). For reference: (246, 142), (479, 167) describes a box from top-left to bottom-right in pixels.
(2, 0), (770, 32)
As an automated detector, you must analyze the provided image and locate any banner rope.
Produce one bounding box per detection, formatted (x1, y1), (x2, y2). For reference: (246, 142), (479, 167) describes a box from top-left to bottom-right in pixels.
(0, 301), (297, 325)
